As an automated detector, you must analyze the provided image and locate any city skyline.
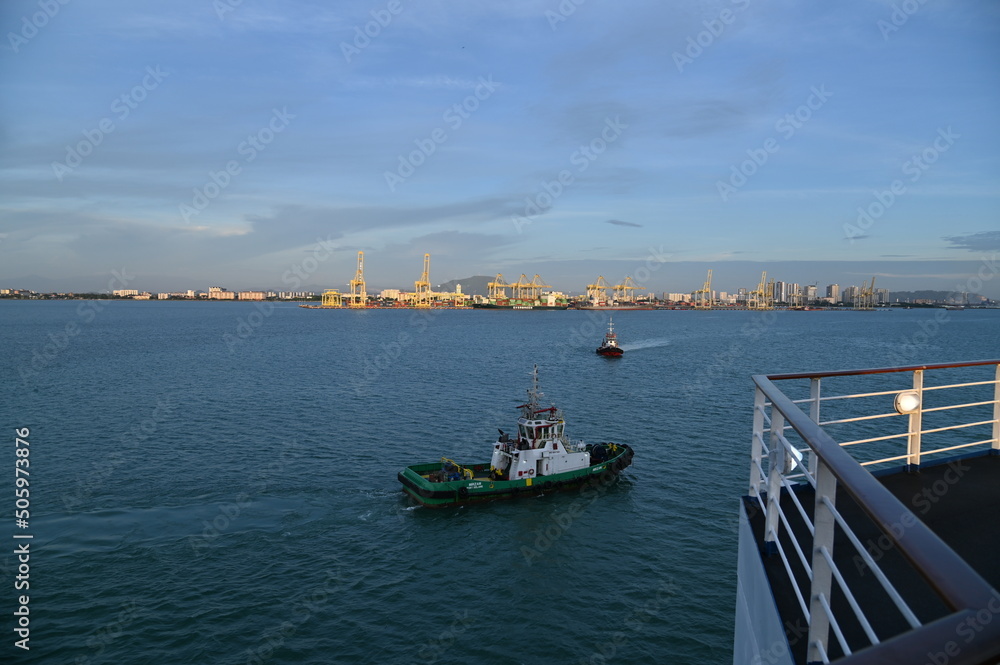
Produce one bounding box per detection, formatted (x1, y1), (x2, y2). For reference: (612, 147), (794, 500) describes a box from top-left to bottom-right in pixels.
(1, 257), (992, 302)
(2, 2), (998, 297)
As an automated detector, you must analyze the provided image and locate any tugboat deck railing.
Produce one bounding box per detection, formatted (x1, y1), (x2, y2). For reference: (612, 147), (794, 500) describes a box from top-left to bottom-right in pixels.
(748, 359), (1000, 664)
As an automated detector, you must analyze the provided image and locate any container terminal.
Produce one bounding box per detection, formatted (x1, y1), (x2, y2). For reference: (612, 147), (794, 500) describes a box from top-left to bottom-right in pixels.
(300, 253), (981, 311)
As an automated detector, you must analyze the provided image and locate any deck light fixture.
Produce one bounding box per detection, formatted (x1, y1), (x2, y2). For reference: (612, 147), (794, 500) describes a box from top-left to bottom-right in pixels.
(894, 390), (921, 414)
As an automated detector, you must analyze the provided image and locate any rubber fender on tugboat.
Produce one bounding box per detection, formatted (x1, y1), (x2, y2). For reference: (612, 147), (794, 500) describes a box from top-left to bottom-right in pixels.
(457, 487), (469, 498)
(543, 481), (554, 491)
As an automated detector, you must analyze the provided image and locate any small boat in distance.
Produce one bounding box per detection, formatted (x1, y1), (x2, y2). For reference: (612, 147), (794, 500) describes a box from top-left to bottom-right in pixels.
(398, 366), (633, 507)
(596, 317), (623, 357)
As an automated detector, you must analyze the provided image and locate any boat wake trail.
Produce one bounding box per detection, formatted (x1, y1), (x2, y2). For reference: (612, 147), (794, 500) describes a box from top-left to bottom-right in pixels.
(620, 338), (671, 352)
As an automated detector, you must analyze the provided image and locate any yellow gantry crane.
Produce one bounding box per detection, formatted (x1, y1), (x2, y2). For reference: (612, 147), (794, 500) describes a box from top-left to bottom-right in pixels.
(321, 289), (342, 307)
(694, 269), (713, 309)
(413, 253), (432, 308)
(509, 274), (550, 301)
(587, 275), (612, 305)
(511, 274), (532, 300)
(348, 250), (366, 308)
(488, 274), (510, 300)
(748, 270), (774, 310)
(613, 276), (645, 303)
(855, 276), (876, 310)
(531, 275), (550, 300)
(523, 274), (550, 301)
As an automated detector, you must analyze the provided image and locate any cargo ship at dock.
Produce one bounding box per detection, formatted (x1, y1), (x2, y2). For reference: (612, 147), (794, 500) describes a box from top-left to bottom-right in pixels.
(471, 299), (569, 310)
(575, 303), (655, 310)
(471, 273), (569, 309)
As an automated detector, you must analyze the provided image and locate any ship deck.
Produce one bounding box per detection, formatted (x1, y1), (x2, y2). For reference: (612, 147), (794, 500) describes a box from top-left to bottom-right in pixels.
(745, 451), (1000, 664)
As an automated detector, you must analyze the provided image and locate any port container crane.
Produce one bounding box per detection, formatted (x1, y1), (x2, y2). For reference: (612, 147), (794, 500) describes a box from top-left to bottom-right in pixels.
(613, 276), (645, 303)
(587, 276), (611, 305)
(694, 269), (713, 309)
(413, 253), (431, 308)
(348, 251), (366, 307)
(488, 274), (509, 300)
(748, 271), (773, 310)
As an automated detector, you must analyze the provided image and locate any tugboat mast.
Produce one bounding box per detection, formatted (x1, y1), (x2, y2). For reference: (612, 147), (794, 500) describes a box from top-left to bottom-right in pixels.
(521, 364), (543, 417)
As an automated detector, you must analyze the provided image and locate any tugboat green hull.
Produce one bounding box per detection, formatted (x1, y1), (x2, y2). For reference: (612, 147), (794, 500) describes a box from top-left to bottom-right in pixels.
(398, 444), (634, 508)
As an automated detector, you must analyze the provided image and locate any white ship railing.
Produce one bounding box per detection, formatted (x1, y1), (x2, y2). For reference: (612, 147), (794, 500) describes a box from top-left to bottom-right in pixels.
(748, 359), (1000, 664)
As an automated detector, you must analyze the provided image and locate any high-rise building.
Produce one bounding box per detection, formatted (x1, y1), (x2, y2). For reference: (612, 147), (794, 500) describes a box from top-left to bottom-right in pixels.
(827, 284), (840, 301)
(773, 281), (787, 303)
(788, 283), (801, 306)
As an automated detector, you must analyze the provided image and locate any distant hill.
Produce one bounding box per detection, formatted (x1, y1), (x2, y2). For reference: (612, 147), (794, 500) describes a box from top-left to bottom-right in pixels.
(437, 275), (492, 296)
(889, 290), (986, 303)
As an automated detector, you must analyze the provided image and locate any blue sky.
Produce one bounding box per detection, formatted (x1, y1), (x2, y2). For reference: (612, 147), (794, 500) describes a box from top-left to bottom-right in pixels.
(1, 0), (998, 296)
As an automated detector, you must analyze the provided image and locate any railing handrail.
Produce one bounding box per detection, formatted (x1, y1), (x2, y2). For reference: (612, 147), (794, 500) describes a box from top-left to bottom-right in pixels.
(752, 367), (999, 614)
(763, 358), (1000, 382)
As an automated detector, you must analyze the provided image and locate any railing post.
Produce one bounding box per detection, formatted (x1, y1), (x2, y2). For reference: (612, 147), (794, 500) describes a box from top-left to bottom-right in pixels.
(907, 370), (924, 468)
(764, 409), (785, 553)
(807, 459), (837, 663)
(993, 363), (1000, 452)
(809, 377), (821, 477)
(750, 387), (766, 497)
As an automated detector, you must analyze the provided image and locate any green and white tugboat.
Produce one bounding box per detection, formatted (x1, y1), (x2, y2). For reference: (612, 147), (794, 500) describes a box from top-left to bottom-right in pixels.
(398, 365), (634, 507)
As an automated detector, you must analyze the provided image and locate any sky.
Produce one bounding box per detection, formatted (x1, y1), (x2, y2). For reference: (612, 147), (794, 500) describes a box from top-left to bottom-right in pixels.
(1, 0), (999, 297)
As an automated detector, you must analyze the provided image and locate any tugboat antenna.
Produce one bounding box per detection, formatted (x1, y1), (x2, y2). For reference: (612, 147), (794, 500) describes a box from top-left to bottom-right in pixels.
(524, 364), (543, 414)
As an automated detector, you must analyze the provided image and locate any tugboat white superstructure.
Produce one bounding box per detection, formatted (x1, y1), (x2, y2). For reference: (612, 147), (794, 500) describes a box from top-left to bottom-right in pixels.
(398, 366), (633, 507)
(488, 366), (592, 481)
(596, 317), (624, 357)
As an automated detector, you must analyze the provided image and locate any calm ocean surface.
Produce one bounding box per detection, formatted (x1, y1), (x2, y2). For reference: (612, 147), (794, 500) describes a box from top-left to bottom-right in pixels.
(1, 301), (998, 664)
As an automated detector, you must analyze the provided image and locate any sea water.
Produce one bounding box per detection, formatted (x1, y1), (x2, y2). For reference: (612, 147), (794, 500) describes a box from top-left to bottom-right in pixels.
(1, 301), (997, 664)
